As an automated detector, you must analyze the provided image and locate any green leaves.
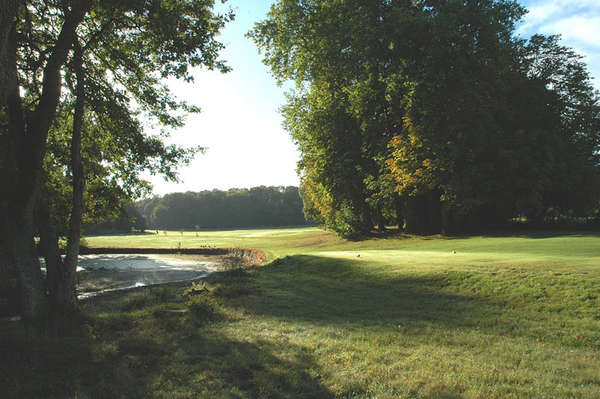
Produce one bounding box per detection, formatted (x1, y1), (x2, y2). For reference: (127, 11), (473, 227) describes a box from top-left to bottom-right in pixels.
(13, 0), (235, 233)
(253, 0), (600, 235)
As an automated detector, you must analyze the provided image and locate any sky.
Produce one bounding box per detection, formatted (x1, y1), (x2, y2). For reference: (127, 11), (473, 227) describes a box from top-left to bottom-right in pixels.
(148, 0), (600, 196)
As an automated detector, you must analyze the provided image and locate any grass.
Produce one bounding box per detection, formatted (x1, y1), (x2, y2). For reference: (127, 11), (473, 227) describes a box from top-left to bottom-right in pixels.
(2, 227), (600, 398)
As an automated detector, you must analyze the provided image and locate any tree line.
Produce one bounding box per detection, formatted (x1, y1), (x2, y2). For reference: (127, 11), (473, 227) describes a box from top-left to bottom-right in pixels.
(87, 186), (310, 232)
(250, 0), (600, 238)
(140, 186), (310, 230)
(1, 0), (232, 330)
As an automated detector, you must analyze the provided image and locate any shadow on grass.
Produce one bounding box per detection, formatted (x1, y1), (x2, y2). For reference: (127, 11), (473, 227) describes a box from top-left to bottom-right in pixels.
(235, 255), (508, 333)
(83, 230), (157, 237)
(485, 230), (600, 239)
(0, 293), (333, 399)
(365, 227), (600, 241)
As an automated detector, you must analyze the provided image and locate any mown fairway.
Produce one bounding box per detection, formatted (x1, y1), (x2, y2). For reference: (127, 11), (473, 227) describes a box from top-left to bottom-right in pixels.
(3, 228), (600, 398)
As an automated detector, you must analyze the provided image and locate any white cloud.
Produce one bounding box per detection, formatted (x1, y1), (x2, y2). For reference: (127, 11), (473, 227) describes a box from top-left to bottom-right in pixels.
(149, 66), (300, 195)
(541, 16), (600, 48)
(517, 2), (561, 34)
(517, 0), (600, 89)
(145, 0), (301, 195)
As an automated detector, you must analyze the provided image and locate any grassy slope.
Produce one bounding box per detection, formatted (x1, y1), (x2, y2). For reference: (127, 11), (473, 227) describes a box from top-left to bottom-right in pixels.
(3, 228), (600, 398)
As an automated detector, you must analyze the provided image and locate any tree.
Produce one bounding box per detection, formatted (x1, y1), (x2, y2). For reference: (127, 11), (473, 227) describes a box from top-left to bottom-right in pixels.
(0, 0), (233, 329)
(135, 186), (310, 230)
(386, 0), (530, 232)
(252, 0), (600, 237)
(252, 0), (403, 238)
(517, 34), (600, 218)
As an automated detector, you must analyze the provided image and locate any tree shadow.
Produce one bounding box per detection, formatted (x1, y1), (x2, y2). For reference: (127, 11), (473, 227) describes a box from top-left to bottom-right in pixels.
(365, 228), (600, 241)
(83, 231), (156, 237)
(0, 297), (334, 399)
(0, 320), (96, 399)
(232, 255), (518, 336)
(483, 230), (600, 239)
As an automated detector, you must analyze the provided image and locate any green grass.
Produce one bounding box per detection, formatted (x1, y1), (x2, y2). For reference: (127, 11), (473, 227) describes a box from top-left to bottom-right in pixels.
(2, 227), (600, 398)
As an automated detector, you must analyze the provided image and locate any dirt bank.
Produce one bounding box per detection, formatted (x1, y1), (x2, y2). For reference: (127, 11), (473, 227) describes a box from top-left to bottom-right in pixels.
(80, 247), (266, 265)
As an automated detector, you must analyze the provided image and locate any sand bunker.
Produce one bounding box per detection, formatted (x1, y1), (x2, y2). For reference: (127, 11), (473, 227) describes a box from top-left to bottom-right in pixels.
(76, 254), (218, 299)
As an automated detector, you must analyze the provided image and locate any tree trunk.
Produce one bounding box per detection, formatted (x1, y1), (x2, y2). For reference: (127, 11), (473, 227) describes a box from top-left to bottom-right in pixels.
(1, 11), (46, 331)
(37, 196), (78, 317)
(2, 1), (87, 330)
(376, 204), (386, 232)
(0, 0), (21, 104)
(57, 40), (86, 315)
(1, 3), (21, 282)
(12, 201), (46, 332)
(394, 195), (405, 231)
(38, 40), (86, 317)
(405, 191), (442, 235)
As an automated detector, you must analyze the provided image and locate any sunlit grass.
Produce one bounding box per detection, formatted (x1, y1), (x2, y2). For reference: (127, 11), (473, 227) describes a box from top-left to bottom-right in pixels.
(2, 227), (599, 398)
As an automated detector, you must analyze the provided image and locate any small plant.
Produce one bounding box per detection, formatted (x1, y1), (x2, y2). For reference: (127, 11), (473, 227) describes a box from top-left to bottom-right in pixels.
(219, 257), (249, 280)
(185, 295), (218, 322)
(183, 281), (210, 296)
(222, 256), (244, 271)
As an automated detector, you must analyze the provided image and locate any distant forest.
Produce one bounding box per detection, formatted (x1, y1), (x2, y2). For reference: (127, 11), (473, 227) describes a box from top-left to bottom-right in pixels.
(87, 186), (311, 232)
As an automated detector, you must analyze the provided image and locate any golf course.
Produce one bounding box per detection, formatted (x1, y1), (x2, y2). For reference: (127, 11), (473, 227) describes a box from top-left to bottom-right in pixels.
(3, 0), (600, 398)
(3, 227), (599, 398)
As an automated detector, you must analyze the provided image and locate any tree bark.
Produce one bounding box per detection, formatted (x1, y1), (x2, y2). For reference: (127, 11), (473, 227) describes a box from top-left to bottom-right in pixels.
(405, 191), (442, 235)
(2, 9), (46, 331)
(37, 197), (63, 305)
(376, 204), (386, 232)
(394, 195), (405, 231)
(0, 2), (21, 316)
(37, 201), (78, 318)
(55, 39), (86, 314)
(0, 0), (21, 104)
(3, 1), (88, 330)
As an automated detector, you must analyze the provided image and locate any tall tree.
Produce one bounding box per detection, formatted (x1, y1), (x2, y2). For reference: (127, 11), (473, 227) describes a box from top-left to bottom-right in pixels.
(253, 0), (600, 237)
(252, 0), (404, 237)
(0, 0), (232, 328)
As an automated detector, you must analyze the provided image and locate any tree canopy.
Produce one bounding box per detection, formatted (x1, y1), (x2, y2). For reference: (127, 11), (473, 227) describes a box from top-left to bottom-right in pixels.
(120, 186), (310, 231)
(1, 0), (233, 328)
(250, 0), (600, 238)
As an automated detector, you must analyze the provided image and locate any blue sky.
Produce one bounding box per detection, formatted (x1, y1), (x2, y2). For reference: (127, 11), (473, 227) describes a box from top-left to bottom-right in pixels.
(149, 0), (600, 196)
(517, 0), (600, 86)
